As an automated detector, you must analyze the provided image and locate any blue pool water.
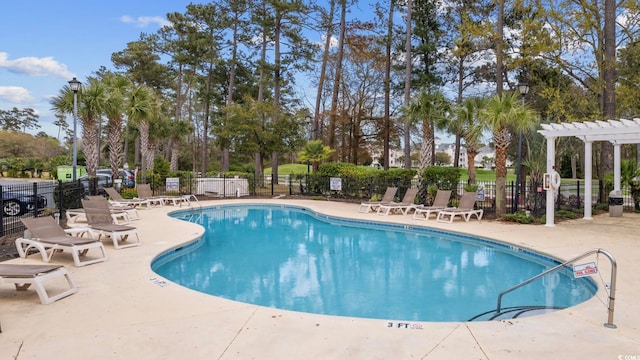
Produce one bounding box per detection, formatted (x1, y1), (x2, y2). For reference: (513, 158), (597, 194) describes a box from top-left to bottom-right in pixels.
(152, 205), (596, 322)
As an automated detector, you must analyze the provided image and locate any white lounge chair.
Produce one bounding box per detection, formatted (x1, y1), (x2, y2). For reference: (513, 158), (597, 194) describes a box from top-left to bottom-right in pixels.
(84, 195), (141, 223)
(82, 200), (141, 250)
(377, 188), (420, 215)
(413, 189), (452, 220)
(104, 187), (152, 208)
(17, 217), (107, 267)
(0, 264), (77, 304)
(358, 187), (398, 213)
(130, 184), (167, 207)
(436, 191), (484, 223)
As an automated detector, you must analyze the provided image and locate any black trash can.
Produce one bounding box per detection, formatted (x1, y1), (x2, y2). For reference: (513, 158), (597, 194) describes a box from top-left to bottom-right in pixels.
(608, 190), (623, 217)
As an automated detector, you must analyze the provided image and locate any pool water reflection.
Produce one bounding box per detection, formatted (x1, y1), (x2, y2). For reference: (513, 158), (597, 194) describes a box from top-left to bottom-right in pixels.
(152, 205), (596, 322)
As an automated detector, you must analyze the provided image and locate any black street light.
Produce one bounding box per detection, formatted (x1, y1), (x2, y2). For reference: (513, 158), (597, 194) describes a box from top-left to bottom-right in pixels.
(305, 115), (312, 175)
(515, 81), (529, 213)
(68, 77), (81, 181)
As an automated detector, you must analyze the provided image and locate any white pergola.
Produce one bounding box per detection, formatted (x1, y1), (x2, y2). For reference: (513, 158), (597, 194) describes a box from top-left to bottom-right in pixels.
(537, 118), (640, 227)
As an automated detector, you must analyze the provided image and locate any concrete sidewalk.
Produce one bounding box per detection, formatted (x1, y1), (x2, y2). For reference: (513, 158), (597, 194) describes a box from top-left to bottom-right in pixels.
(1, 199), (638, 359)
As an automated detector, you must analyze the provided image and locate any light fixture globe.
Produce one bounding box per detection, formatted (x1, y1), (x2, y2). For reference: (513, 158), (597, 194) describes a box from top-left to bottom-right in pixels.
(518, 81), (529, 96)
(68, 77), (81, 92)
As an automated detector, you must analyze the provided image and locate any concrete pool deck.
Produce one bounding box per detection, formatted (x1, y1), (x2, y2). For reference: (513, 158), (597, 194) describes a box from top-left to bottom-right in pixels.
(1, 199), (639, 359)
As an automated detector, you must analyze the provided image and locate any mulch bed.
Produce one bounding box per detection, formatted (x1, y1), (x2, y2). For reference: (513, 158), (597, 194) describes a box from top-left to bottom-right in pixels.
(0, 234), (20, 262)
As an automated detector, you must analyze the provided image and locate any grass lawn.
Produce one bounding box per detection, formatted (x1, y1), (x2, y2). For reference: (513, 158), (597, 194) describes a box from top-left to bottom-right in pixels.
(463, 169), (517, 182)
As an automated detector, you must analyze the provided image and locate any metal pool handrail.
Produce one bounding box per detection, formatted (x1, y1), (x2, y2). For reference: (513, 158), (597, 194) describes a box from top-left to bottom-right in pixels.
(496, 248), (617, 328)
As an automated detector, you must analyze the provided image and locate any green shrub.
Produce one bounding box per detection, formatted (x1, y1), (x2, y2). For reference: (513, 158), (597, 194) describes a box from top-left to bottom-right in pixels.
(502, 212), (535, 224)
(419, 166), (460, 204)
(54, 181), (84, 210)
(464, 183), (479, 192)
(555, 209), (577, 219)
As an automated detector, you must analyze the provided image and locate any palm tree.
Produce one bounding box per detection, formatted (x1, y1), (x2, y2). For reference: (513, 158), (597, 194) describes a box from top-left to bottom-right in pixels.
(102, 74), (130, 177)
(405, 89), (450, 173)
(457, 97), (486, 184)
(127, 85), (156, 183)
(480, 92), (538, 217)
(298, 140), (335, 171)
(79, 79), (108, 176)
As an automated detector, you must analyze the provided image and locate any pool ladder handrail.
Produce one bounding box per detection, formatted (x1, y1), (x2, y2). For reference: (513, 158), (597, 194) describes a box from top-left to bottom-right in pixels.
(496, 248), (617, 328)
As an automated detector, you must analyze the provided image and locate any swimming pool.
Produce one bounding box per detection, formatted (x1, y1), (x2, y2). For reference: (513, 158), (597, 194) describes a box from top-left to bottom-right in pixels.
(152, 204), (596, 322)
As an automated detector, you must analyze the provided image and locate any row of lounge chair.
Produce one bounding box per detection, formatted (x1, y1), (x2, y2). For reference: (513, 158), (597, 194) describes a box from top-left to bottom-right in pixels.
(359, 187), (483, 223)
(1, 194), (146, 311)
(1, 184), (201, 330)
(106, 184), (198, 208)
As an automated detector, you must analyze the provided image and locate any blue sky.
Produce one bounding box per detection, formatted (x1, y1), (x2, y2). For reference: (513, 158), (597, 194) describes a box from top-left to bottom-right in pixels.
(0, 0), (197, 139)
(1, 1), (451, 146)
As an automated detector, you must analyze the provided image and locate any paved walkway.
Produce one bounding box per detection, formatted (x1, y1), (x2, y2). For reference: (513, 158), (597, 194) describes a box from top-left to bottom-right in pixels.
(1, 199), (639, 359)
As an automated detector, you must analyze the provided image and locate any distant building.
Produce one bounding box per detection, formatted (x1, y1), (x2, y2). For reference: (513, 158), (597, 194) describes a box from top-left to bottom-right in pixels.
(368, 140), (506, 169)
(368, 147), (409, 168)
(435, 139), (467, 168)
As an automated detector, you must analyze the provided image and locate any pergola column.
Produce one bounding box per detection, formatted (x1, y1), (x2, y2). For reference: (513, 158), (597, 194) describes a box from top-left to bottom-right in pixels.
(584, 141), (593, 220)
(613, 143), (621, 192)
(545, 136), (556, 227)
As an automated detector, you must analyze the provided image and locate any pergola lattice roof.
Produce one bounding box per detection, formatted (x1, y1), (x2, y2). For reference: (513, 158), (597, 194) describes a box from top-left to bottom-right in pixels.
(538, 118), (640, 144)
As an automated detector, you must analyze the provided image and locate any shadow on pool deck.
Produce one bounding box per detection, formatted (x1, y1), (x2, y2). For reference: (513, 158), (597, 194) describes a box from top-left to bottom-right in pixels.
(1, 199), (639, 360)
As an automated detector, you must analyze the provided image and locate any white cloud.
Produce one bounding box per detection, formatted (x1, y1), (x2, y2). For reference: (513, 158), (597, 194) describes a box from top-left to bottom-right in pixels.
(0, 86), (34, 103)
(320, 34), (339, 48)
(120, 15), (170, 28)
(0, 52), (74, 79)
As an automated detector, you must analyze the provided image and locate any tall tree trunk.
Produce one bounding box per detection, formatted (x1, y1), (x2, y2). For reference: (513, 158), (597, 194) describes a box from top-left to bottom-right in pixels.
(383, 1), (394, 170)
(271, 10), (283, 183)
(255, 1), (268, 187)
(134, 136), (140, 168)
(496, 0), (504, 97)
(201, 30), (216, 176)
(123, 132), (129, 167)
(139, 120), (150, 184)
(403, 0), (412, 169)
(83, 118), (99, 176)
(313, 0), (335, 141)
(467, 150), (477, 183)
(600, 0), (616, 178)
(107, 119), (123, 177)
(175, 62), (184, 172)
(328, 0), (346, 153)
(222, 10), (241, 173)
(494, 128), (509, 217)
(454, 135), (461, 168)
(455, 56), (465, 169)
(170, 140), (179, 171)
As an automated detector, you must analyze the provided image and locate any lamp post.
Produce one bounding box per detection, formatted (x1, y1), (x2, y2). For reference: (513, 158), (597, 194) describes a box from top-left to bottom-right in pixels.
(68, 77), (81, 181)
(305, 115), (312, 175)
(515, 81), (529, 213)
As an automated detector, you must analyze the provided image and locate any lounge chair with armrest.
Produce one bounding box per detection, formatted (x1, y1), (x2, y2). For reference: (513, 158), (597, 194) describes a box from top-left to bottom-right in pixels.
(81, 200), (141, 250)
(136, 183), (195, 207)
(104, 187), (151, 208)
(412, 189), (452, 220)
(376, 187), (421, 215)
(84, 195), (140, 223)
(65, 196), (139, 225)
(436, 191), (483, 223)
(17, 217), (107, 267)
(128, 184), (165, 207)
(358, 187), (398, 213)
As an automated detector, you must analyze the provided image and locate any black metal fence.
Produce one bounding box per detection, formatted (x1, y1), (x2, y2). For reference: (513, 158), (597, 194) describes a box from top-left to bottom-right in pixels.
(0, 175), (632, 237)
